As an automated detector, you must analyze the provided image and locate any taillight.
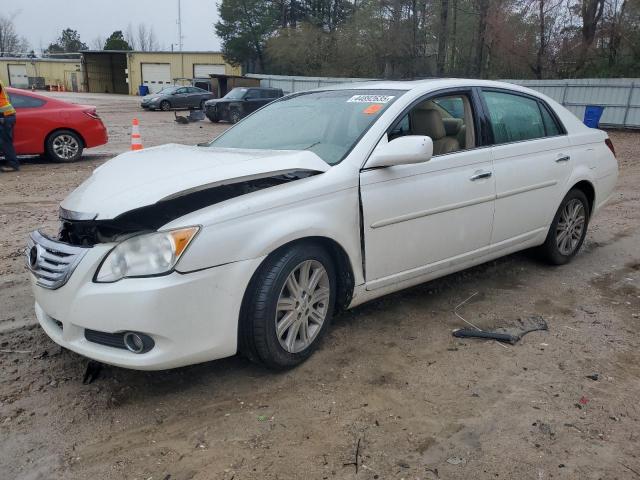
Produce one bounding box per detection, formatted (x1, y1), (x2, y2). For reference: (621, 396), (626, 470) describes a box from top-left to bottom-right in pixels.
(605, 138), (616, 157)
(84, 110), (100, 120)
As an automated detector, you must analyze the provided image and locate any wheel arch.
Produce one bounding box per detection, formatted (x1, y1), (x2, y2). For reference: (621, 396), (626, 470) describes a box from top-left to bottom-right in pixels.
(569, 179), (596, 217)
(237, 235), (356, 360)
(248, 236), (355, 313)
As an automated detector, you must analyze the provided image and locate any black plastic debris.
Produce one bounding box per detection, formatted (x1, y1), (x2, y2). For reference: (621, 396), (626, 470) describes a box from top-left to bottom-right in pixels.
(452, 315), (548, 345)
(82, 360), (103, 385)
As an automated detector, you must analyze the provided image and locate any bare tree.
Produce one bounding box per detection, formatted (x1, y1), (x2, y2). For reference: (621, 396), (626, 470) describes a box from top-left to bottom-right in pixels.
(576, 0), (605, 71)
(437, 0), (449, 75)
(473, 0), (490, 77)
(0, 13), (30, 56)
(125, 23), (138, 50)
(607, 0), (627, 67)
(90, 35), (106, 50)
(136, 23), (160, 51)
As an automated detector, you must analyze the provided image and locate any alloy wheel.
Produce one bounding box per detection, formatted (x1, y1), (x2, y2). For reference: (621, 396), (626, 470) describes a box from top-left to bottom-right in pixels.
(275, 260), (330, 354)
(52, 134), (80, 161)
(556, 198), (586, 256)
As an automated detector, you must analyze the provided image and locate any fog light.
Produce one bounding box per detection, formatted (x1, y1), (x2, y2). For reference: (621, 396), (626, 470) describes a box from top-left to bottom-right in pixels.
(123, 331), (153, 354)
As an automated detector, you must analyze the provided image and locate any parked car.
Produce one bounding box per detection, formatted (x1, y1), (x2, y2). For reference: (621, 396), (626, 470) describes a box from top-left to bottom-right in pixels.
(26, 79), (618, 371)
(8, 87), (108, 163)
(141, 86), (215, 111)
(204, 87), (284, 123)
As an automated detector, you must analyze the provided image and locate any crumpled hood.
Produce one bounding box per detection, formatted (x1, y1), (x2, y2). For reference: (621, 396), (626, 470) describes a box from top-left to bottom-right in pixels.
(61, 144), (329, 219)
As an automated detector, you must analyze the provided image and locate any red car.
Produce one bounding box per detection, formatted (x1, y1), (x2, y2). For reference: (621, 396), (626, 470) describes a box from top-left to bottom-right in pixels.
(7, 87), (108, 163)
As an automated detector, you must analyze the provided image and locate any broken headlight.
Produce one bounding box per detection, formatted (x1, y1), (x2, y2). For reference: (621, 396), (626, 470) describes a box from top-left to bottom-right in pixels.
(95, 226), (199, 282)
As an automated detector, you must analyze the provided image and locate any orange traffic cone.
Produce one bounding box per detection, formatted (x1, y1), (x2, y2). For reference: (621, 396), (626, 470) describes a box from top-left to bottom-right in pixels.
(131, 118), (143, 151)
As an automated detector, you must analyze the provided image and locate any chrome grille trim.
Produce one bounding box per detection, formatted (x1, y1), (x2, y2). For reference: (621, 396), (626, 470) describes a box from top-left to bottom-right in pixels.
(26, 230), (90, 290)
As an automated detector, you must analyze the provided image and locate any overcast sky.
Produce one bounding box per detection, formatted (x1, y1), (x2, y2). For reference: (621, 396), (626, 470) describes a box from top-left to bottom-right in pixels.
(11, 0), (221, 53)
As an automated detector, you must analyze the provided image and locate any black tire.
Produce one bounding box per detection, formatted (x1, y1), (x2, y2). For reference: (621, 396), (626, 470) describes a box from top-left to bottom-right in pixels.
(45, 130), (84, 163)
(539, 189), (590, 265)
(160, 100), (171, 111)
(207, 114), (219, 123)
(230, 109), (241, 124)
(240, 243), (337, 369)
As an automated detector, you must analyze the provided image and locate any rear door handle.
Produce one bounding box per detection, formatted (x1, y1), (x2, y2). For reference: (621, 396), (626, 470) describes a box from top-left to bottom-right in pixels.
(556, 154), (571, 163)
(470, 171), (492, 181)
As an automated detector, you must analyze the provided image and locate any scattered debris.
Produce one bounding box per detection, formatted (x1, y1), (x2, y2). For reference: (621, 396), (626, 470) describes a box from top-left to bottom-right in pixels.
(446, 456), (466, 466)
(174, 110), (205, 124)
(82, 361), (103, 385)
(343, 437), (361, 473)
(579, 396), (589, 405)
(620, 462), (640, 478)
(453, 316), (548, 345)
(586, 373), (599, 381)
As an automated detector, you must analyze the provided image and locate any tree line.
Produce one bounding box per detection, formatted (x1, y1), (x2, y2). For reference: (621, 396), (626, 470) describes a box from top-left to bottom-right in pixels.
(215, 0), (640, 79)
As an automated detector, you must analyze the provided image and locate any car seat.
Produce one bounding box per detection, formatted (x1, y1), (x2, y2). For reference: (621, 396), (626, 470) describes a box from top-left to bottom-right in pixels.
(412, 109), (460, 155)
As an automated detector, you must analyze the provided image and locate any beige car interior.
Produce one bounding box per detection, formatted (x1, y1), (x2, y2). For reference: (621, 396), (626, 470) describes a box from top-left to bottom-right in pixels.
(405, 95), (476, 155)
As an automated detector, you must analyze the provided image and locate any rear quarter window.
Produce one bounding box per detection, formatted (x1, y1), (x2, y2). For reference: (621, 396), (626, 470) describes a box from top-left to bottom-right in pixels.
(9, 93), (45, 108)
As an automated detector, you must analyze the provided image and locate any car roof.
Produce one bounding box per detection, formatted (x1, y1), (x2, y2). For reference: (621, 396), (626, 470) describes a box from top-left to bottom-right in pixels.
(313, 78), (541, 97)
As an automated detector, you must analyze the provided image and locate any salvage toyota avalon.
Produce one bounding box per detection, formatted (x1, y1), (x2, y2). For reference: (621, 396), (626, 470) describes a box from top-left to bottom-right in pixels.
(26, 79), (618, 370)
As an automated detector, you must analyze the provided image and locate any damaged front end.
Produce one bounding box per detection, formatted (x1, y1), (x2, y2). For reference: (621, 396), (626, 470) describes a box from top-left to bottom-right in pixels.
(57, 170), (320, 247)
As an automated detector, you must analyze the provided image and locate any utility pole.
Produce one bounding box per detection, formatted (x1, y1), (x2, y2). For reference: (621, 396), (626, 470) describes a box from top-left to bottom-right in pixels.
(177, 0), (184, 52)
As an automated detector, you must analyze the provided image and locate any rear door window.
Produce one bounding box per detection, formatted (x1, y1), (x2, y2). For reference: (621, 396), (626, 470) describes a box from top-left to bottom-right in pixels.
(482, 90), (545, 144)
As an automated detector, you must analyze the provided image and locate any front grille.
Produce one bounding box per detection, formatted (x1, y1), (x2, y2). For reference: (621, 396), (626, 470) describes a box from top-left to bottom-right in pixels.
(85, 329), (127, 349)
(26, 230), (89, 290)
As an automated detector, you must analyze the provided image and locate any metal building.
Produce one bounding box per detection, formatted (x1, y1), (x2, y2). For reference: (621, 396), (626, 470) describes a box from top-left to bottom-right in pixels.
(0, 57), (82, 91)
(81, 51), (242, 95)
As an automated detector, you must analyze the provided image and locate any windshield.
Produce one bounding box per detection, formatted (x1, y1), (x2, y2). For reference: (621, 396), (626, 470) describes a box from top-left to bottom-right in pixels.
(209, 89), (403, 165)
(157, 86), (179, 95)
(224, 88), (247, 100)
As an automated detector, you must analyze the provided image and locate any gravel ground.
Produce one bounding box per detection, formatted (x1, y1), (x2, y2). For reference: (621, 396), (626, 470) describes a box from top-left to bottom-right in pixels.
(0, 92), (639, 480)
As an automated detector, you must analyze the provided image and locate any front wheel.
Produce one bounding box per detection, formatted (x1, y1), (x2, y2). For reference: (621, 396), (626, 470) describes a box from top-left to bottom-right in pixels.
(539, 189), (590, 265)
(46, 130), (84, 163)
(229, 109), (241, 124)
(240, 243), (336, 369)
(160, 100), (171, 111)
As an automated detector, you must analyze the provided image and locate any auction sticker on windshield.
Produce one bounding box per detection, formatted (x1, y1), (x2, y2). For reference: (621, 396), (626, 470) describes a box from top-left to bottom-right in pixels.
(347, 95), (395, 103)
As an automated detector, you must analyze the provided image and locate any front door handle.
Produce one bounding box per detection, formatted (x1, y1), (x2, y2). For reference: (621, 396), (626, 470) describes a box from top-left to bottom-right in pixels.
(556, 154), (571, 163)
(470, 171), (492, 181)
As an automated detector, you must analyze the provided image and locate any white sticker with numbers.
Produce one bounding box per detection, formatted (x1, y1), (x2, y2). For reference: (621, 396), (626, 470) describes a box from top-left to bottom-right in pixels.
(347, 95), (395, 103)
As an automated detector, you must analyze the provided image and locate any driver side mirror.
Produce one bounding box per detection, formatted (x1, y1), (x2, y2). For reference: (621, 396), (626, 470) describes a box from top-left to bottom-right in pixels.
(366, 135), (433, 168)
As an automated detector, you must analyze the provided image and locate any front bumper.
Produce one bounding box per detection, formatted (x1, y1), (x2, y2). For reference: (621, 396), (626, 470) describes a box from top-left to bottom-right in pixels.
(30, 240), (264, 370)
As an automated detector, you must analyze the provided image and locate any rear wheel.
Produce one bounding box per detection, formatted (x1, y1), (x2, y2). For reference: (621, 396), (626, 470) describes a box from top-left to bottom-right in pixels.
(539, 189), (589, 265)
(240, 243), (336, 369)
(160, 100), (171, 111)
(46, 130), (84, 163)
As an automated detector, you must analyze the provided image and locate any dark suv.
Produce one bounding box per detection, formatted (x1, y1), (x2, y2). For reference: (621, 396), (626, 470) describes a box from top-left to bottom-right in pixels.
(204, 87), (284, 124)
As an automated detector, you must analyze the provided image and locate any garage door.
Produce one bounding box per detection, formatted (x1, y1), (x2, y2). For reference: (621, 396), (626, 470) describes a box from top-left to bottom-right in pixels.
(8, 64), (29, 88)
(193, 64), (225, 78)
(141, 63), (171, 94)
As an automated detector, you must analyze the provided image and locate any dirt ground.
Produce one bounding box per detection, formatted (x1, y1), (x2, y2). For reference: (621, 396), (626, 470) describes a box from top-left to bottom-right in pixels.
(1, 92), (639, 480)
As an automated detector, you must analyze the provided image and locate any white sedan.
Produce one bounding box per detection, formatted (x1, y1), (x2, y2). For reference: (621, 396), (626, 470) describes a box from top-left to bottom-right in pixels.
(26, 79), (618, 370)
